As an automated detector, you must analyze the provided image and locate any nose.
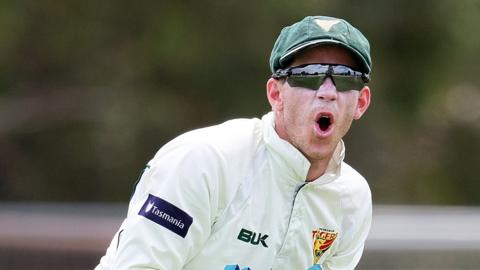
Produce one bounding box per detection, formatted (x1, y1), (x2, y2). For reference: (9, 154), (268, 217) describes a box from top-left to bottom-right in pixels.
(316, 76), (337, 101)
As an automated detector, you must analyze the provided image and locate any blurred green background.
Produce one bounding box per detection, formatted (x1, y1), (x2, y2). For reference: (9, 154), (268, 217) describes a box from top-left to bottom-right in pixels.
(1, 0), (479, 204)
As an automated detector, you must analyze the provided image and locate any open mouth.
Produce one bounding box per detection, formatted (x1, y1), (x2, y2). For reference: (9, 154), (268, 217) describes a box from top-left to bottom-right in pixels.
(318, 115), (332, 131)
(315, 112), (334, 135)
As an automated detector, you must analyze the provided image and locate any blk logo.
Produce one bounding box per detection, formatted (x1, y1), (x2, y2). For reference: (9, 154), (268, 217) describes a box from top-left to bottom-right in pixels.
(237, 228), (268, 248)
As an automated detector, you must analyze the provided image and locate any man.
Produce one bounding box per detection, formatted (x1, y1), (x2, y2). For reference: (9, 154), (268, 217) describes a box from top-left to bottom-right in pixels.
(96, 15), (372, 270)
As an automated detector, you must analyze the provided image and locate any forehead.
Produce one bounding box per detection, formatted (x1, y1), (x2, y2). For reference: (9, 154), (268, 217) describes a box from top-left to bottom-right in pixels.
(289, 45), (360, 69)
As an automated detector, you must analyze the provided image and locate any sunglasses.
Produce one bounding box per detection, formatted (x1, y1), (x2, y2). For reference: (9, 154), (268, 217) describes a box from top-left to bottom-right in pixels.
(272, 64), (370, 91)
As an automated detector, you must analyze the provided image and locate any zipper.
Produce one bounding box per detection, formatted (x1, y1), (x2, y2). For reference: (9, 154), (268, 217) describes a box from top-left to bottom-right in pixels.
(277, 182), (307, 254)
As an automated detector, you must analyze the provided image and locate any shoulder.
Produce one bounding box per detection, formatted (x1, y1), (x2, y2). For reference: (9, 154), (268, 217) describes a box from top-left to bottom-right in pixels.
(179, 117), (263, 150)
(152, 117), (263, 164)
(338, 162), (372, 215)
(340, 162), (371, 195)
(145, 116), (264, 188)
(142, 117), (265, 215)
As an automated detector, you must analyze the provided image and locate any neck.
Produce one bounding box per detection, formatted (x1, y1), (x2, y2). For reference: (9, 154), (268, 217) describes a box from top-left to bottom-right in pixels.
(305, 152), (334, 182)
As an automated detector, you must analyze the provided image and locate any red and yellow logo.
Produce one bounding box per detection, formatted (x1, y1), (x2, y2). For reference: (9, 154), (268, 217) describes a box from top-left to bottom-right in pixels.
(312, 228), (338, 264)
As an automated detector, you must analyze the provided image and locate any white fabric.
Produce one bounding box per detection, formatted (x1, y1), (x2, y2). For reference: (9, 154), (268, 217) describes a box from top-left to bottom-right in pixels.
(95, 112), (372, 270)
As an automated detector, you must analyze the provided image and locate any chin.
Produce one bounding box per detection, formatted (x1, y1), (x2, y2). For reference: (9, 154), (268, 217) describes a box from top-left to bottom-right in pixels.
(307, 142), (337, 160)
(305, 148), (332, 161)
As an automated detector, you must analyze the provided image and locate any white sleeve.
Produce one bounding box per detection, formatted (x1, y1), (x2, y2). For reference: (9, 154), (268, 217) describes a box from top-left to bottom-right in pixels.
(106, 141), (224, 270)
(322, 189), (372, 270)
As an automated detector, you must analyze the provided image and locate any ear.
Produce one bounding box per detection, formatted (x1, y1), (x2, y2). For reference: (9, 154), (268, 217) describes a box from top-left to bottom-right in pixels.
(353, 86), (371, 120)
(266, 78), (284, 111)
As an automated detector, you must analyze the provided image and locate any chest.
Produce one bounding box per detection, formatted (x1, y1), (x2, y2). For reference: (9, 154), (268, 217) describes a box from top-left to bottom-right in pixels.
(185, 168), (344, 270)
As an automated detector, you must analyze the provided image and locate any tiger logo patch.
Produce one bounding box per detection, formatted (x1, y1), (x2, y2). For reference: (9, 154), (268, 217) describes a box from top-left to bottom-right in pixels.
(312, 228), (338, 264)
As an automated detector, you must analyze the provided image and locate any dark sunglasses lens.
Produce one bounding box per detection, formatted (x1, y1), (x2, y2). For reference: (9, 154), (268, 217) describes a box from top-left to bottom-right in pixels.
(287, 76), (324, 90)
(332, 75), (365, 91)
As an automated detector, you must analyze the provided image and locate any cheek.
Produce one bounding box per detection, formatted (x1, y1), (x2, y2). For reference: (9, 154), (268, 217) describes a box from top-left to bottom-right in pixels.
(336, 94), (359, 129)
(347, 101), (358, 118)
(283, 93), (310, 122)
(280, 94), (311, 139)
(340, 93), (359, 115)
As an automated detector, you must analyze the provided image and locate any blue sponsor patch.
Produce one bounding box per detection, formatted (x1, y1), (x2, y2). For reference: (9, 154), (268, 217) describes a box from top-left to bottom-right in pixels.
(138, 194), (193, 238)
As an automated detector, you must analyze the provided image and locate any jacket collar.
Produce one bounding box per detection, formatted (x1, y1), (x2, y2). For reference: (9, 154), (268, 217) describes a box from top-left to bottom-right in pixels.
(262, 112), (345, 184)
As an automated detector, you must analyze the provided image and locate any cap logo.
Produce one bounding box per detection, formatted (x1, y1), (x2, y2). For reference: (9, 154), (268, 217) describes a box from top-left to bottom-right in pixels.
(314, 19), (340, 32)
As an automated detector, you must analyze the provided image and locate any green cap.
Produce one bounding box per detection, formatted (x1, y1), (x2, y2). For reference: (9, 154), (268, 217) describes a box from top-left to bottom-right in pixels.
(269, 16), (372, 74)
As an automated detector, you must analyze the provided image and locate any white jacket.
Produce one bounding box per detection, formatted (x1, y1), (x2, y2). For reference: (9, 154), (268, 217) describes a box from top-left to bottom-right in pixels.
(96, 112), (372, 270)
